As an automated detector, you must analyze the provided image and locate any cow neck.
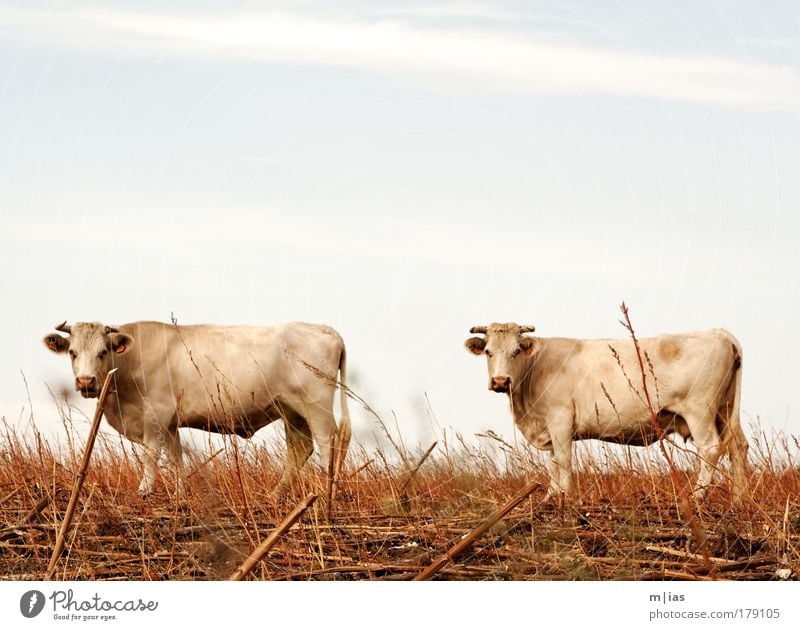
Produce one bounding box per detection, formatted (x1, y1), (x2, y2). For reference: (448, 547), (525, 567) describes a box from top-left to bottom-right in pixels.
(102, 358), (130, 427)
(100, 383), (125, 434)
(509, 347), (537, 421)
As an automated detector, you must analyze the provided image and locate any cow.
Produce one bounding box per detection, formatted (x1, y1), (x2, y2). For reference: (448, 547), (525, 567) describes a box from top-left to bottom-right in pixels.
(44, 320), (352, 497)
(465, 322), (749, 503)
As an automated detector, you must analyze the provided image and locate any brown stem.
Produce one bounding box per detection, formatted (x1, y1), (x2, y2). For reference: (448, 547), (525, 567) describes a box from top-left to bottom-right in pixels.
(618, 302), (712, 575)
(46, 368), (117, 580)
(400, 442), (437, 493)
(228, 493), (317, 581)
(414, 479), (540, 580)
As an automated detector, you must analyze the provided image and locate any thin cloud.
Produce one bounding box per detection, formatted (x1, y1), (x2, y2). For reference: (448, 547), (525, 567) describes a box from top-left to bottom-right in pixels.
(4, 8), (800, 109)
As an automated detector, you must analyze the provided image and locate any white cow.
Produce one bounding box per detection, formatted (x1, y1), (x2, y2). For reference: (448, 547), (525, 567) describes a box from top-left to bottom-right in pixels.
(465, 323), (749, 502)
(44, 320), (351, 496)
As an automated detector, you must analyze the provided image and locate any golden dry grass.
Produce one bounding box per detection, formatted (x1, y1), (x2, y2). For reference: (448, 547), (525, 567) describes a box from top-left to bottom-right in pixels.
(1, 413), (798, 581)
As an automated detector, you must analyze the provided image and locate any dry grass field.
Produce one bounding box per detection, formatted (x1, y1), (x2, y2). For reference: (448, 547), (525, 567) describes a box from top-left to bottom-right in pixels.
(1, 410), (798, 581)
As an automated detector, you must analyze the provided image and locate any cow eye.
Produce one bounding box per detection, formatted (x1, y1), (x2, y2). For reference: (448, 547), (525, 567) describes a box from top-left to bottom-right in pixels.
(485, 350), (493, 358)
(512, 348), (521, 357)
(69, 350), (76, 360)
(98, 349), (108, 359)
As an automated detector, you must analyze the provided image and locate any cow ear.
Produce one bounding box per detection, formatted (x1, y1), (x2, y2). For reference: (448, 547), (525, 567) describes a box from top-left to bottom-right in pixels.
(43, 334), (69, 353)
(109, 333), (133, 355)
(465, 337), (486, 355)
(520, 337), (535, 356)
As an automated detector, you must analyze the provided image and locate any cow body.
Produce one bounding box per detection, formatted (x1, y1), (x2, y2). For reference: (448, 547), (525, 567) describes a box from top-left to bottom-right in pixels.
(465, 323), (749, 502)
(45, 321), (352, 496)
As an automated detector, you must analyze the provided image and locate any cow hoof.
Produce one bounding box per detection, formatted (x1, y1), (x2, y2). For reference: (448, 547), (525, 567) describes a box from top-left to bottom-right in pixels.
(690, 488), (708, 503)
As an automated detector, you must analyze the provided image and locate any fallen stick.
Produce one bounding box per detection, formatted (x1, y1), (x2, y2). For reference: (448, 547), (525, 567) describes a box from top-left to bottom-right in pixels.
(229, 492), (317, 581)
(275, 563), (427, 580)
(0, 524), (55, 542)
(644, 544), (729, 564)
(414, 479), (541, 581)
(694, 556), (777, 574)
(0, 495), (54, 542)
(0, 487), (19, 506)
(23, 495), (53, 524)
(631, 570), (713, 581)
(46, 368), (117, 580)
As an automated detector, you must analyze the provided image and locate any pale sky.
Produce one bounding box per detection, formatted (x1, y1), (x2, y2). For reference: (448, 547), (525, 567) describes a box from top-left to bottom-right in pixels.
(1, 1), (799, 455)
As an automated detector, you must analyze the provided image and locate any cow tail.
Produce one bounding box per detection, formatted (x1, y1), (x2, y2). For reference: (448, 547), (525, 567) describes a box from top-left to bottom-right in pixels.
(334, 344), (352, 477)
(719, 332), (750, 498)
(719, 334), (744, 450)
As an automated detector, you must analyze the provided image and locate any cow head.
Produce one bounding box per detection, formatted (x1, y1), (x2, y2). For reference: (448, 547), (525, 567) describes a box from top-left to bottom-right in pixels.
(43, 321), (133, 398)
(465, 322), (536, 393)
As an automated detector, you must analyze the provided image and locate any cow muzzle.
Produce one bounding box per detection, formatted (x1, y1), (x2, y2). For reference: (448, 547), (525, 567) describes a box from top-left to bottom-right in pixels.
(490, 376), (511, 393)
(75, 376), (99, 398)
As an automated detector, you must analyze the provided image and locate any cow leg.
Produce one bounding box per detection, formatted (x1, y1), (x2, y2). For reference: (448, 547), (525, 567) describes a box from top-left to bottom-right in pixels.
(138, 439), (162, 497)
(300, 401), (339, 477)
(277, 411), (314, 493)
(138, 402), (168, 497)
(684, 410), (723, 501)
(545, 425), (574, 501)
(162, 428), (186, 494)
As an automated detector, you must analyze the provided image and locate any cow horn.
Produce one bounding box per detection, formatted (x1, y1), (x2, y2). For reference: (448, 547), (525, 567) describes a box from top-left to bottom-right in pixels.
(104, 325), (119, 334)
(519, 325), (536, 333)
(469, 326), (488, 334)
(55, 321), (71, 334)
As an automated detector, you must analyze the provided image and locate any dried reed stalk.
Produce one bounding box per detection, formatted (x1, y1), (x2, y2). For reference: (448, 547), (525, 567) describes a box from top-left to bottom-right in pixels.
(618, 303), (712, 574)
(229, 492), (317, 581)
(186, 448), (225, 480)
(414, 479), (541, 580)
(400, 442), (437, 493)
(46, 368), (117, 579)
